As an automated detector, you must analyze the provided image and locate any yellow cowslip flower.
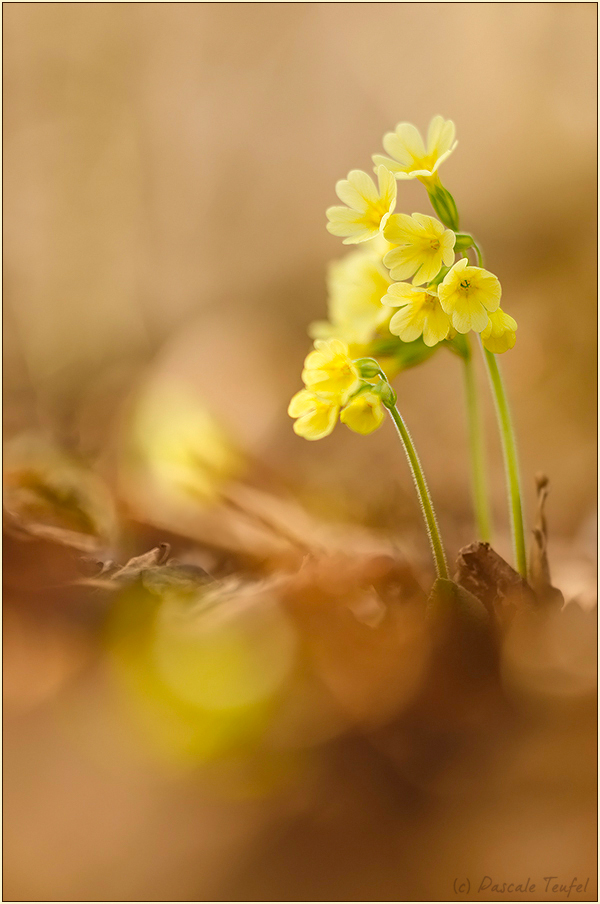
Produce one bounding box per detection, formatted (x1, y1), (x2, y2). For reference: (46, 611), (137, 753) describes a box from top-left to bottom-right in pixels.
(383, 213), (456, 285)
(438, 258), (501, 334)
(481, 308), (518, 354)
(301, 338), (361, 398)
(382, 282), (451, 347)
(340, 390), (385, 435)
(288, 389), (339, 440)
(326, 166), (397, 244)
(373, 115), (457, 182)
(309, 248), (393, 350)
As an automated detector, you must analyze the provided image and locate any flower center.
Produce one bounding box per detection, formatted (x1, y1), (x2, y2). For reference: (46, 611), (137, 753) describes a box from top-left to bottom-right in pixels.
(460, 279), (471, 291)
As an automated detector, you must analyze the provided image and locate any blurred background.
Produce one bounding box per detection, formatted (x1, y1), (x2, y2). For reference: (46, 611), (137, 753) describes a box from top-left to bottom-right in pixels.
(3, 4), (597, 901)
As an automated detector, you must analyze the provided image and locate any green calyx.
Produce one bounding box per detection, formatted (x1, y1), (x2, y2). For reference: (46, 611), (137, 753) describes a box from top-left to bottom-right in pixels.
(428, 184), (460, 231)
(354, 357), (384, 379)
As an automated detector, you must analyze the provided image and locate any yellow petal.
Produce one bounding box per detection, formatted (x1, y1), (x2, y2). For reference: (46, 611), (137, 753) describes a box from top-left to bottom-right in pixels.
(288, 390), (314, 418)
(450, 300), (490, 334)
(340, 392), (385, 435)
(382, 282), (425, 307)
(481, 308), (517, 353)
(422, 302), (451, 346)
(389, 305), (428, 343)
(427, 116), (456, 156)
(336, 170), (379, 211)
(326, 207), (377, 243)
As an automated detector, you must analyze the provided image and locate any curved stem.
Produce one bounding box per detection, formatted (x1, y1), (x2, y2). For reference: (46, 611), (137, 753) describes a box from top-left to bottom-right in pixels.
(481, 343), (527, 577)
(385, 401), (449, 580)
(472, 240), (484, 268)
(463, 336), (493, 541)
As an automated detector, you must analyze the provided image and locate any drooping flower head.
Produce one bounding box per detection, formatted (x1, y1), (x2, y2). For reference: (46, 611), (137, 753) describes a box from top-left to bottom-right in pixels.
(438, 258), (501, 334)
(288, 390), (340, 441)
(383, 282), (451, 348)
(340, 389), (385, 435)
(383, 213), (455, 285)
(326, 166), (397, 244)
(301, 338), (361, 399)
(481, 308), (518, 354)
(373, 116), (457, 182)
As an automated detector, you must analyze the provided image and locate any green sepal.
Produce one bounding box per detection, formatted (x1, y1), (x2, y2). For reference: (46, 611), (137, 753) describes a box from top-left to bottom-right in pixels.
(428, 184), (460, 231)
(454, 233), (475, 252)
(372, 379), (397, 408)
(353, 357), (383, 379)
(428, 265), (451, 287)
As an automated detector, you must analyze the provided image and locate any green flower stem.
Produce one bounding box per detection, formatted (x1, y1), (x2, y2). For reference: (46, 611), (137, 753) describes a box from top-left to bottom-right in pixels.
(463, 335), (492, 542)
(481, 343), (527, 577)
(472, 240), (484, 268)
(384, 397), (449, 580)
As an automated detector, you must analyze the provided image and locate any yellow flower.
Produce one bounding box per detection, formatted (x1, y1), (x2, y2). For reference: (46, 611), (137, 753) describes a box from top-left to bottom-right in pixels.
(301, 338), (361, 398)
(481, 308), (518, 354)
(438, 258), (501, 333)
(373, 115), (457, 181)
(326, 166), (397, 244)
(309, 248), (392, 349)
(383, 283), (451, 347)
(383, 213), (455, 285)
(340, 390), (385, 435)
(288, 389), (339, 440)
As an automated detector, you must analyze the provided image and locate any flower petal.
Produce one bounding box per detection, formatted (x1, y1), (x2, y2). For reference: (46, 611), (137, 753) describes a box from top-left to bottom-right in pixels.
(427, 116), (456, 156)
(389, 305), (427, 342)
(451, 300), (490, 334)
(382, 282), (425, 307)
(335, 170), (379, 211)
(422, 303), (451, 346)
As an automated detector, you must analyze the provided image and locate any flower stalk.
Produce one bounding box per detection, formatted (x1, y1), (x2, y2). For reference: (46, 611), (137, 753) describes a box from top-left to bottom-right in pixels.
(481, 343), (527, 576)
(376, 373), (449, 580)
(462, 336), (492, 541)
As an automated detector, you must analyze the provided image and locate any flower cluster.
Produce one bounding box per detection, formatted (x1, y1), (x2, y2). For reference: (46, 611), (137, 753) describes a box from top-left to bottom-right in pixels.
(292, 116), (518, 440)
(323, 117), (516, 349)
(288, 339), (385, 440)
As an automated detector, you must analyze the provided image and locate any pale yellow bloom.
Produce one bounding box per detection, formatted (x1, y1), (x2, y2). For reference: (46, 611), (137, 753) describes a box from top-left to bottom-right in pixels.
(438, 258), (501, 334)
(383, 283), (451, 347)
(383, 213), (455, 285)
(309, 248), (392, 349)
(481, 308), (518, 354)
(302, 338), (361, 398)
(288, 389), (339, 440)
(326, 166), (397, 244)
(340, 390), (385, 435)
(373, 116), (457, 181)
